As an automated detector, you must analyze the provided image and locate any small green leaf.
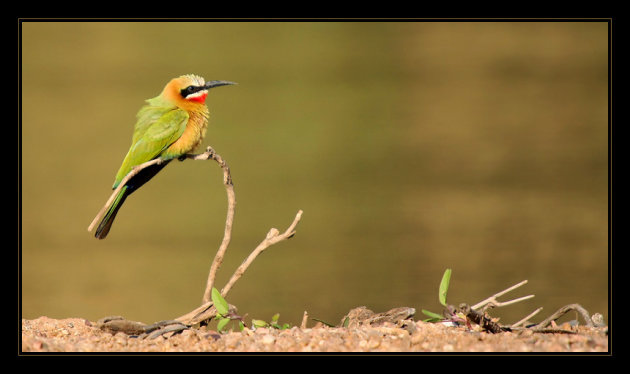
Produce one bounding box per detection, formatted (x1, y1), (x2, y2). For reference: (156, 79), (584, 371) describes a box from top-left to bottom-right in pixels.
(439, 268), (452, 306)
(252, 319), (268, 328)
(342, 316), (350, 328)
(271, 313), (280, 323)
(421, 309), (444, 320)
(217, 317), (230, 331)
(211, 287), (229, 316)
(238, 321), (245, 331)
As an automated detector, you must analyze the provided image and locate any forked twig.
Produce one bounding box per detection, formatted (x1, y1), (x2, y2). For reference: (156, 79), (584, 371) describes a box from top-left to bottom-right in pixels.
(175, 210), (303, 325)
(462, 280), (599, 334)
(471, 280), (534, 311)
(221, 210), (303, 296)
(453, 280), (537, 333)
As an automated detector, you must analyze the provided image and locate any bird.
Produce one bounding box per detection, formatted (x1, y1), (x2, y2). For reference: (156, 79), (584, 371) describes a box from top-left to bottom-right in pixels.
(91, 74), (236, 239)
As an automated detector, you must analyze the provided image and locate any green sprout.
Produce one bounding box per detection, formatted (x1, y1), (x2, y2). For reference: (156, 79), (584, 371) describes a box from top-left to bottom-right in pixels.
(211, 287), (291, 331)
(211, 287), (245, 331)
(421, 268), (452, 322)
(252, 313), (291, 330)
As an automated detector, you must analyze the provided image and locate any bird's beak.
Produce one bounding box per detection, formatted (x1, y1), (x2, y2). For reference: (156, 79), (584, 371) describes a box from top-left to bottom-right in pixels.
(204, 80), (237, 89)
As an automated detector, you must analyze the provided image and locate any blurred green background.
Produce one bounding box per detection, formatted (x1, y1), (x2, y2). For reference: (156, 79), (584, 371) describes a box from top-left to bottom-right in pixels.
(21, 21), (608, 327)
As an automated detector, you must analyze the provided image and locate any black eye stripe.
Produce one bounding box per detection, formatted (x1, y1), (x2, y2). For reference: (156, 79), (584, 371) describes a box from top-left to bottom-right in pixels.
(180, 85), (205, 98)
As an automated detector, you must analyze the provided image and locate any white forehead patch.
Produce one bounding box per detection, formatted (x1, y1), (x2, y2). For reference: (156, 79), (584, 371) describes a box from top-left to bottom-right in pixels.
(182, 74), (205, 86)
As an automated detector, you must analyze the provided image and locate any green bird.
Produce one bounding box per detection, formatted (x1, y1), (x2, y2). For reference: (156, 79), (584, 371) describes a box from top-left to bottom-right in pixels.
(90, 74), (235, 239)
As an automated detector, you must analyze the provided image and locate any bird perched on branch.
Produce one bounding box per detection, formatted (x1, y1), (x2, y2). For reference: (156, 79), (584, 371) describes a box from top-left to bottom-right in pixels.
(90, 74), (236, 239)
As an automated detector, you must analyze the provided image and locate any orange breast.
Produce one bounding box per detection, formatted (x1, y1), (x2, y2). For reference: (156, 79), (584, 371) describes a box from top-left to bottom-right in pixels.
(163, 111), (209, 157)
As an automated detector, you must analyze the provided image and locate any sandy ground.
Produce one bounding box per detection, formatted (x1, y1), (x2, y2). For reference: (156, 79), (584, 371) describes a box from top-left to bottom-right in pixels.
(21, 315), (609, 353)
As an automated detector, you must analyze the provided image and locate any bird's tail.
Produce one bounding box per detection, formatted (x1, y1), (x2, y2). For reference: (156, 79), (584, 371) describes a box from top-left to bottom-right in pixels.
(94, 185), (129, 239)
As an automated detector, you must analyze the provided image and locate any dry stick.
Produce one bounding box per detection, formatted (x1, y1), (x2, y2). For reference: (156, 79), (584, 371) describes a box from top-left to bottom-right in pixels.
(184, 147), (236, 304)
(457, 280), (535, 333)
(471, 279), (534, 311)
(175, 210), (304, 325)
(511, 307), (544, 328)
(175, 301), (215, 326)
(301, 311), (309, 329)
(184, 147), (303, 316)
(459, 281), (596, 333)
(532, 303), (594, 331)
(221, 210), (303, 296)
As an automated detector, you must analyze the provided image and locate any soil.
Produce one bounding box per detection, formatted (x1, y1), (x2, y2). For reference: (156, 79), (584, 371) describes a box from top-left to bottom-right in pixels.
(21, 314), (609, 353)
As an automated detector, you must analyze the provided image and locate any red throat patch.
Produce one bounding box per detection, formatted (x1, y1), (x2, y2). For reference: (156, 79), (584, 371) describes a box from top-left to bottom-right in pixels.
(188, 92), (208, 103)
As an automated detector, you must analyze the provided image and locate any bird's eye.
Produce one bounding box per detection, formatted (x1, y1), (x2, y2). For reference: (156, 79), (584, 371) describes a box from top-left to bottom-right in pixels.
(181, 86), (197, 98)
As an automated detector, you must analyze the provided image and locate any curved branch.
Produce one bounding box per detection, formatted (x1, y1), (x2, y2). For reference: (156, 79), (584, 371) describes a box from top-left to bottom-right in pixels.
(533, 303), (594, 330)
(183, 147), (236, 304)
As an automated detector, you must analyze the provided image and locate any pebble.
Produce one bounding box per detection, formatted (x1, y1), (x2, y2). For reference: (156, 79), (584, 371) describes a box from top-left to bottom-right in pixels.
(261, 334), (275, 345)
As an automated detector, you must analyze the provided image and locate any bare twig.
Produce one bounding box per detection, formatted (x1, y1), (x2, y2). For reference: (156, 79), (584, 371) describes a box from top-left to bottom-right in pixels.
(221, 210), (303, 296)
(532, 303), (594, 331)
(187, 147), (302, 311)
(301, 311), (309, 329)
(457, 280), (538, 333)
(183, 146), (236, 304)
(511, 307), (543, 328)
(472, 280), (534, 311)
(444, 279), (600, 335)
(465, 281), (595, 334)
(174, 302), (215, 325)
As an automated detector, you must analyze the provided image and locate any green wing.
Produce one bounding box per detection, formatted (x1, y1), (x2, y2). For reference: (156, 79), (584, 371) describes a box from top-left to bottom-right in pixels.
(112, 108), (189, 188)
(132, 96), (172, 143)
